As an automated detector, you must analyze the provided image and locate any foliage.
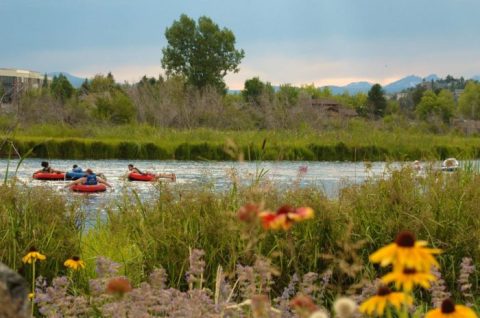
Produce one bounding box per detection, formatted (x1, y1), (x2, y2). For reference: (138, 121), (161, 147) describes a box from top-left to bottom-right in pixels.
(161, 14), (245, 92)
(416, 89), (455, 123)
(94, 91), (136, 124)
(458, 81), (480, 120)
(367, 84), (387, 118)
(242, 77), (274, 105)
(50, 74), (74, 101)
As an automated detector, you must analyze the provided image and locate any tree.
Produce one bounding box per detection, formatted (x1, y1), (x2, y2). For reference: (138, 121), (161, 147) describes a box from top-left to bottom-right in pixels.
(50, 74), (74, 101)
(367, 84), (387, 117)
(276, 84), (299, 106)
(242, 77), (274, 104)
(90, 74), (117, 93)
(415, 89), (454, 123)
(161, 14), (245, 92)
(95, 91), (136, 124)
(42, 73), (49, 89)
(458, 81), (480, 120)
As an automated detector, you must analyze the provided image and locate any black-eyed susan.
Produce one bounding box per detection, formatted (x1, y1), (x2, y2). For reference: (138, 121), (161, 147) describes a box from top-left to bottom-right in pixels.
(259, 205), (314, 230)
(425, 298), (477, 318)
(359, 286), (412, 316)
(22, 247), (46, 264)
(369, 231), (441, 271)
(382, 267), (436, 292)
(64, 256), (86, 270)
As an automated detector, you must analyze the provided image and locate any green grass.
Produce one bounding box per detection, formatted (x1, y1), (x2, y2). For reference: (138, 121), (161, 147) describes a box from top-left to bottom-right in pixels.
(2, 121), (480, 160)
(2, 166), (479, 300)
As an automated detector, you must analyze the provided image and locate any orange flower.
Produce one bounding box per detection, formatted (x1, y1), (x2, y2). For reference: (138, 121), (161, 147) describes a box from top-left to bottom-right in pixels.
(106, 277), (132, 295)
(259, 205), (314, 230)
(290, 294), (318, 315)
(237, 203), (261, 223)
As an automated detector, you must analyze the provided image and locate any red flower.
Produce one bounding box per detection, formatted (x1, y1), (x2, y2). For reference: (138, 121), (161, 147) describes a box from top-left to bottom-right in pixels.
(259, 205), (314, 230)
(106, 277), (132, 295)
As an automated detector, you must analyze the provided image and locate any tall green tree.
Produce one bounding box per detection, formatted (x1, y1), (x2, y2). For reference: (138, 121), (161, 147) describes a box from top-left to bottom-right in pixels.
(50, 74), (74, 101)
(367, 84), (387, 117)
(458, 81), (480, 120)
(161, 14), (245, 92)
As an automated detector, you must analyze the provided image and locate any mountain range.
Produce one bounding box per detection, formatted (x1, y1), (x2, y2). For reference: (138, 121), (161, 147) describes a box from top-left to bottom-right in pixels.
(324, 74), (443, 95)
(49, 72), (480, 94)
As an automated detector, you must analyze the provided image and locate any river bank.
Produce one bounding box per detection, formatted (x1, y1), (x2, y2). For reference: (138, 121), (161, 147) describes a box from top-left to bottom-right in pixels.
(2, 125), (480, 160)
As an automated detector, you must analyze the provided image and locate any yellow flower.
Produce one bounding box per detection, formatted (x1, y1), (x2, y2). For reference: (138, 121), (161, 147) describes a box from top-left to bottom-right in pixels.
(382, 267), (436, 291)
(22, 247), (46, 264)
(64, 256), (86, 270)
(28, 293), (34, 300)
(359, 286), (412, 316)
(425, 299), (477, 318)
(369, 231), (441, 271)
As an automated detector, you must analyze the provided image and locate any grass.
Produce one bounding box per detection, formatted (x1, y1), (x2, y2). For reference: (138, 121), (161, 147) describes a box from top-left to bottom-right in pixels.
(2, 121), (480, 160)
(1, 165), (480, 298)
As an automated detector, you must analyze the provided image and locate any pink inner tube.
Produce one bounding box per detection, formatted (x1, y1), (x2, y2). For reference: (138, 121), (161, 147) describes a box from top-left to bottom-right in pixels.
(33, 172), (66, 180)
(70, 184), (107, 193)
(128, 172), (156, 182)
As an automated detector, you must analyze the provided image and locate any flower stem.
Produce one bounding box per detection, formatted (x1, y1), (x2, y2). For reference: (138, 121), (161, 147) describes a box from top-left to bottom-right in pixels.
(31, 261), (36, 317)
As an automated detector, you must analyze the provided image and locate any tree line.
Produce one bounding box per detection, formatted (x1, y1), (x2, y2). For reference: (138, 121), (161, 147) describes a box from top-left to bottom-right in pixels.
(2, 14), (480, 133)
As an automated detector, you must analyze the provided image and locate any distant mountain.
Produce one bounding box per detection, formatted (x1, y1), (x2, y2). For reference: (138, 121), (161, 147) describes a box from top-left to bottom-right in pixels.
(472, 75), (480, 81)
(47, 72), (86, 88)
(322, 74), (441, 95)
(326, 82), (373, 95)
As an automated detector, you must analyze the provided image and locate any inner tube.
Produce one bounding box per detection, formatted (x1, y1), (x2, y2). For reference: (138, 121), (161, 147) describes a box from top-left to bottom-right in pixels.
(70, 184), (107, 193)
(128, 172), (155, 182)
(441, 158), (459, 172)
(66, 171), (87, 180)
(33, 172), (66, 180)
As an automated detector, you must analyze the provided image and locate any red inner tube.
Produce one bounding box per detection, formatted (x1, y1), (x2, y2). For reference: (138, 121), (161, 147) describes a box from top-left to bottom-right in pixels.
(33, 172), (66, 180)
(128, 173), (156, 181)
(70, 184), (107, 193)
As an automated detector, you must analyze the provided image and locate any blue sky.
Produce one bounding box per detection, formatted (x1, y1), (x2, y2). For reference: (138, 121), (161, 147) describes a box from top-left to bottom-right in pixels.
(1, 0), (479, 88)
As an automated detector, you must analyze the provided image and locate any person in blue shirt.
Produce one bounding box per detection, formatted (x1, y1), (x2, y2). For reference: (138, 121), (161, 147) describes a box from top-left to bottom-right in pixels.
(72, 164), (83, 173)
(67, 169), (111, 187)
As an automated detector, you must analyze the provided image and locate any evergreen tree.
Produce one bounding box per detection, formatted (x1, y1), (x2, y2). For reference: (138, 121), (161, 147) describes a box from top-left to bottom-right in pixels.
(367, 84), (387, 117)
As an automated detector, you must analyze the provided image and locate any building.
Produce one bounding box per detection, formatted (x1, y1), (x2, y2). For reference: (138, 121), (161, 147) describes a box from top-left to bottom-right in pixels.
(310, 98), (358, 117)
(0, 68), (45, 103)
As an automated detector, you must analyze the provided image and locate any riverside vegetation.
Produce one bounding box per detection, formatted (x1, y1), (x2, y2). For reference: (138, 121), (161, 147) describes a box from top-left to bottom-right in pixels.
(2, 72), (480, 161)
(1, 164), (479, 316)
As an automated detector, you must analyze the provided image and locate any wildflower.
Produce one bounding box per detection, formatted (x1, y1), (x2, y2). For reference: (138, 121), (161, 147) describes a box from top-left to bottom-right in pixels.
(291, 294), (318, 317)
(259, 205), (314, 230)
(28, 293), (34, 300)
(425, 298), (477, 318)
(64, 256), (86, 270)
(382, 267), (436, 291)
(237, 203), (261, 223)
(359, 285), (412, 316)
(106, 277), (132, 295)
(369, 231), (441, 271)
(22, 247), (46, 264)
(334, 297), (358, 318)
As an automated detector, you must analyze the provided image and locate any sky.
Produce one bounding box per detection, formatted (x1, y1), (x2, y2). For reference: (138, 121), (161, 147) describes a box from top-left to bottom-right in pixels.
(1, 0), (480, 89)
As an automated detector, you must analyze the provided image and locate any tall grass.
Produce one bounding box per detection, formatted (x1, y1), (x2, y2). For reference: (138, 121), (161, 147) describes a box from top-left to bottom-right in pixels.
(0, 184), (84, 279)
(2, 122), (480, 160)
(1, 166), (479, 299)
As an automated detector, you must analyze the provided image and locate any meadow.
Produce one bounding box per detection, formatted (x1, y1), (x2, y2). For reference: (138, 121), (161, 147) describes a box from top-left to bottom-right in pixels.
(1, 164), (479, 316)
